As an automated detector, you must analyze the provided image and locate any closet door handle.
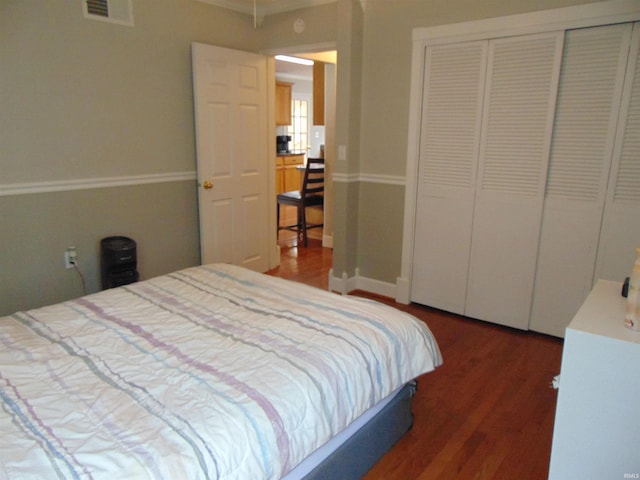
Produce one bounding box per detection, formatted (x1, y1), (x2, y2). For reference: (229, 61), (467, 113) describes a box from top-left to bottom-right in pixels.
(202, 180), (213, 190)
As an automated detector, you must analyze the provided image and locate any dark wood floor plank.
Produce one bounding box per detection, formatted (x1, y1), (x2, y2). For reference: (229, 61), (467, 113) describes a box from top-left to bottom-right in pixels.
(268, 245), (563, 479)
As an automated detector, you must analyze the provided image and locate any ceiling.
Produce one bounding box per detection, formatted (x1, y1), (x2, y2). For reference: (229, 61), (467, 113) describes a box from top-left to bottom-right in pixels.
(195, 0), (337, 17)
(276, 51), (337, 81)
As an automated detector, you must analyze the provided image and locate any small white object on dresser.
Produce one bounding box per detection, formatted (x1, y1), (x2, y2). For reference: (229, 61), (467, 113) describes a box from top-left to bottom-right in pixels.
(549, 280), (640, 479)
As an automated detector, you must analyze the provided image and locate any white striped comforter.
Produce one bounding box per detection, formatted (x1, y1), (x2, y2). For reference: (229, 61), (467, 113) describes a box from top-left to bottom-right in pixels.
(0, 264), (442, 480)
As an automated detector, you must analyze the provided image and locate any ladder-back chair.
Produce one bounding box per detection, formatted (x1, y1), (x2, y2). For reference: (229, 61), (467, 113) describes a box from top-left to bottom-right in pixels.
(277, 158), (324, 247)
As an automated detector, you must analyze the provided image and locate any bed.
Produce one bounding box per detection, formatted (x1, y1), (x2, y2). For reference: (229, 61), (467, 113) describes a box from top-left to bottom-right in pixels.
(0, 263), (442, 479)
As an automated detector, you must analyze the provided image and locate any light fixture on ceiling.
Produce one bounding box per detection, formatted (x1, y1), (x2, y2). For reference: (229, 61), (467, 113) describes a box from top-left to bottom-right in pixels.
(275, 55), (314, 66)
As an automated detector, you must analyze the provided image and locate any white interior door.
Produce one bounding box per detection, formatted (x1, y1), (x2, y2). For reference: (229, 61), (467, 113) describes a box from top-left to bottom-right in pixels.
(192, 43), (270, 272)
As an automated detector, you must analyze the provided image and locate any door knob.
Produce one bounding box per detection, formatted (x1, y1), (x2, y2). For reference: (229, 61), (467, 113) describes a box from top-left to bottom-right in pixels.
(202, 180), (213, 190)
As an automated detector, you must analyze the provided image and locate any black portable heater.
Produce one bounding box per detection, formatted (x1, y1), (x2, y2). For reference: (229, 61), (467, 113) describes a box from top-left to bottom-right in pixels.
(100, 236), (139, 289)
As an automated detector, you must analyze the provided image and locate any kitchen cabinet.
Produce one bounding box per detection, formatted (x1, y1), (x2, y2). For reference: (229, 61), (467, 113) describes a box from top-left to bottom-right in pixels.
(276, 81), (292, 126)
(549, 280), (640, 479)
(313, 62), (325, 126)
(276, 154), (304, 194)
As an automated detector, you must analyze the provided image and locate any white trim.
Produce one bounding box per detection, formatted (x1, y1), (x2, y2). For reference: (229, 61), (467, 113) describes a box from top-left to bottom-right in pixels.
(356, 275), (397, 299)
(359, 173), (405, 186)
(329, 267), (397, 299)
(395, 276), (410, 304)
(414, 0), (640, 45)
(322, 233), (333, 249)
(0, 171), (196, 196)
(332, 172), (405, 185)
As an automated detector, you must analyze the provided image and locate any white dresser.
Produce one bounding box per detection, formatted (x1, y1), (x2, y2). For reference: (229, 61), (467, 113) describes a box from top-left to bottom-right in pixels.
(549, 280), (640, 479)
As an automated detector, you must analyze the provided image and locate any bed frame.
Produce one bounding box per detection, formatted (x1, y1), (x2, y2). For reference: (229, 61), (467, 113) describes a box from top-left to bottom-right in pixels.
(301, 381), (417, 479)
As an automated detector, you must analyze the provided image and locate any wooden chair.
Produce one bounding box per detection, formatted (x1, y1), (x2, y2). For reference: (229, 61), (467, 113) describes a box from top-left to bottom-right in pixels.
(277, 158), (324, 247)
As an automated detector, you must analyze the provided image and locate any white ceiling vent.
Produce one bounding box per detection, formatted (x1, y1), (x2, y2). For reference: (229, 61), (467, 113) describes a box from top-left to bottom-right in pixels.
(83, 0), (134, 26)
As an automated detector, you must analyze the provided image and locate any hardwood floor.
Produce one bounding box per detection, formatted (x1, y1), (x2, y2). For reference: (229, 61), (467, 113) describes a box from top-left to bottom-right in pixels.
(277, 204), (324, 250)
(268, 244), (564, 479)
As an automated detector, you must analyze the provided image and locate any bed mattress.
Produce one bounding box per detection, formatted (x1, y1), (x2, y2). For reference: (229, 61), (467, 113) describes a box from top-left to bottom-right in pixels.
(0, 264), (442, 479)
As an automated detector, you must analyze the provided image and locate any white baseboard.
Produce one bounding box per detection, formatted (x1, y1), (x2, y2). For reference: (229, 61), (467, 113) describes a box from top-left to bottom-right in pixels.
(322, 233), (333, 249)
(329, 267), (398, 300)
(395, 277), (411, 304)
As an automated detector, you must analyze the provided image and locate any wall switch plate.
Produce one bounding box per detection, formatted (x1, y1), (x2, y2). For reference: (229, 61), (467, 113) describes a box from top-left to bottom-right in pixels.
(338, 145), (347, 161)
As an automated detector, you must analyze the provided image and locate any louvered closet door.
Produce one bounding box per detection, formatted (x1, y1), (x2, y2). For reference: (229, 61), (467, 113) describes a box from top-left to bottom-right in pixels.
(530, 24), (633, 337)
(596, 22), (640, 281)
(465, 32), (564, 329)
(411, 41), (488, 314)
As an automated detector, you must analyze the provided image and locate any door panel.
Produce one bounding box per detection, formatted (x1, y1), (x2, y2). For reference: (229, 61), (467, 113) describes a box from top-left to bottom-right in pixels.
(466, 32), (564, 329)
(531, 24), (633, 337)
(410, 41), (488, 314)
(192, 43), (269, 272)
(596, 22), (640, 283)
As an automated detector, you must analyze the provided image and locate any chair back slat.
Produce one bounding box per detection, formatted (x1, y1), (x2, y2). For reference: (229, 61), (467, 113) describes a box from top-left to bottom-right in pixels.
(302, 160), (324, 200)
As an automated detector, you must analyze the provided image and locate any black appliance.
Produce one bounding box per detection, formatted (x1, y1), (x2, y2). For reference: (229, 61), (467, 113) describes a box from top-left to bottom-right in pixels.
(276, 135), (291, 154)
(100, 236), (139, 289)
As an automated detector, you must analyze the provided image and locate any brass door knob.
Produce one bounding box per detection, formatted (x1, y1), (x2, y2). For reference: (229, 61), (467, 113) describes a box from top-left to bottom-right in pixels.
(202, 180), (213, 189)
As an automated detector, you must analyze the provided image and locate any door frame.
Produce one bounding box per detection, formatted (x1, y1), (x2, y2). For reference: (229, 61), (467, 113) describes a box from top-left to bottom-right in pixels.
(263, 42), (337, 254)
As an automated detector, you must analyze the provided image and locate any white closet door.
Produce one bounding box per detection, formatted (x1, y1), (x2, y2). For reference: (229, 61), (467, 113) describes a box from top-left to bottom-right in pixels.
(530, 24), (633, 337)
(596, 22), (640, 281)
(466, 32), (564, 329)
(411, 41), (488, 314)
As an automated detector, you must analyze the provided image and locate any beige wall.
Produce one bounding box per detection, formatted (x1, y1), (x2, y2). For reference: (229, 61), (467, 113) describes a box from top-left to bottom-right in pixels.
(0, 0), (258, 315)
(0, 182), (200, 315)
(1, 0), (261, 184)
(0, 0), (606, 314)
(0, 0), (339, 316)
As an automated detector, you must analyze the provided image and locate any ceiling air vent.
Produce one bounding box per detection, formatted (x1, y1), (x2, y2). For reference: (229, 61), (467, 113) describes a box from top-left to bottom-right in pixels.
(83, 0), (134, 26)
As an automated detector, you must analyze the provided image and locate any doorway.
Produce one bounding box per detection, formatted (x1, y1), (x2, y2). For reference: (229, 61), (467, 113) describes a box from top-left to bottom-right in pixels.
(273, 49), (336, 251)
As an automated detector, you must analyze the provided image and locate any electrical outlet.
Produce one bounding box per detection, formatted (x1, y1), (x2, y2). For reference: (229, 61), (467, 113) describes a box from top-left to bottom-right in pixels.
(64, 246), (77, 269)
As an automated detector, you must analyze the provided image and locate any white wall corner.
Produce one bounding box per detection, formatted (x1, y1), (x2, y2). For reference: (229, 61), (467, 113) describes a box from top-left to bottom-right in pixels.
(329, 268), (347, 294)
(396, 277), (410, 304)
(322, 233), (333, 249)
(330, 267), (400, 300)
(329, 268), (357, 294)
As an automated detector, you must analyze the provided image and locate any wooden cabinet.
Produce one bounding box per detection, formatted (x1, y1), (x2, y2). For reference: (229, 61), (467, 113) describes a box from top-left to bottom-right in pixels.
(549, 280), (640, 478)
(276, 81), (292, 126)
(313, 62), (325, 126)
(276, 154), (304, 194)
